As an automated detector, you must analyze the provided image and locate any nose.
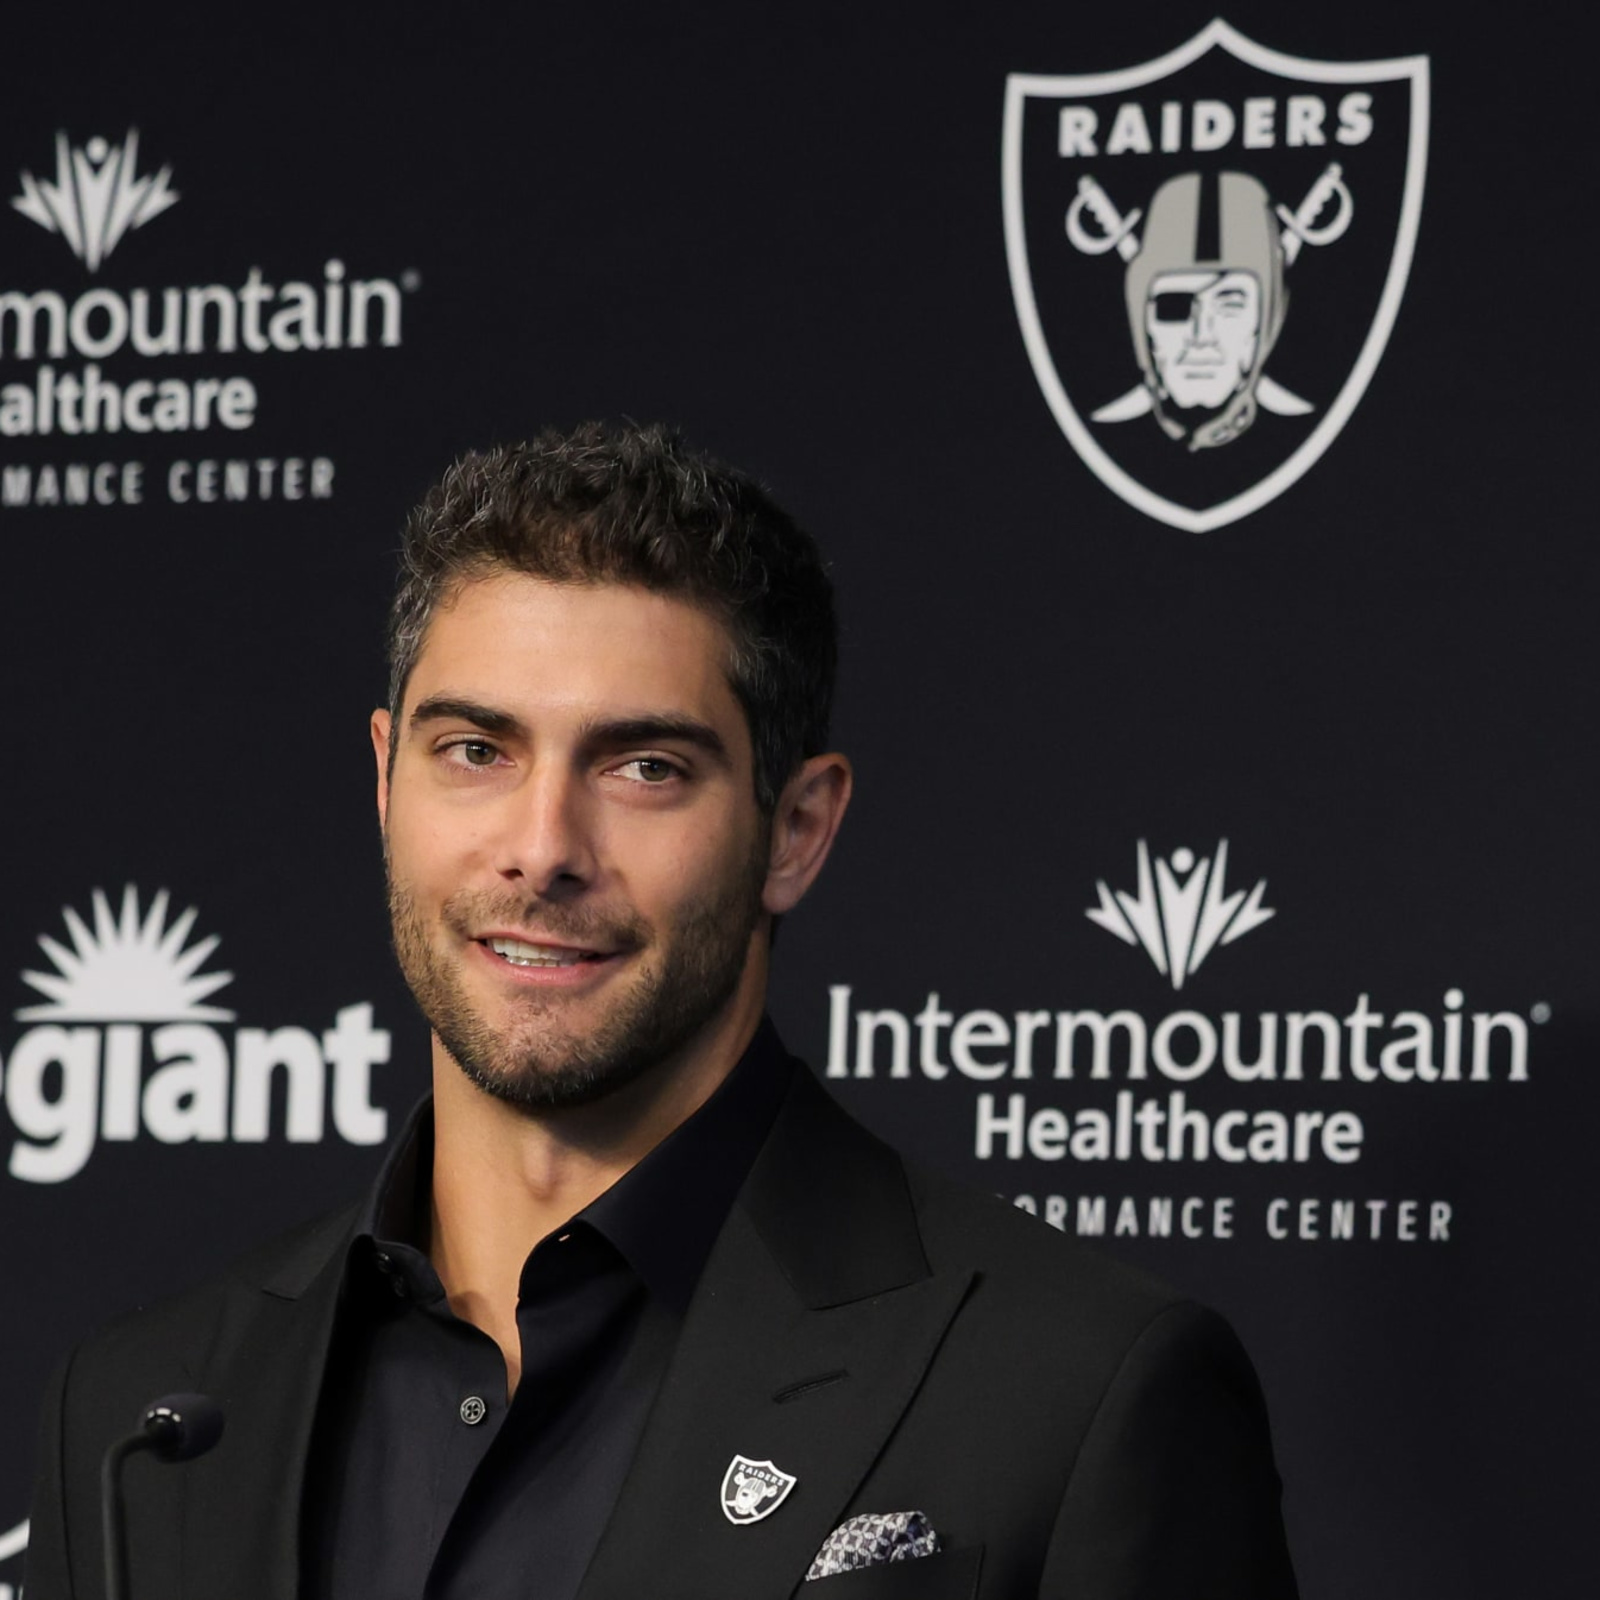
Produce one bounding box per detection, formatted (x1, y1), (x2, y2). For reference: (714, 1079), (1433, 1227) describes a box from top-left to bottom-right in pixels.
(492, 761), (598, 897)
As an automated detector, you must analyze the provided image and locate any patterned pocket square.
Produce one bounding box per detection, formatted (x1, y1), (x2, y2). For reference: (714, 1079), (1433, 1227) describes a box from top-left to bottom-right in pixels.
(805, 1510), (941, 1580)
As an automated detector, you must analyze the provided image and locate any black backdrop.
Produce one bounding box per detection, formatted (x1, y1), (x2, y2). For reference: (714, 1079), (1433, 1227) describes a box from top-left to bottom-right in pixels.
(3, 4), (1595, 1597)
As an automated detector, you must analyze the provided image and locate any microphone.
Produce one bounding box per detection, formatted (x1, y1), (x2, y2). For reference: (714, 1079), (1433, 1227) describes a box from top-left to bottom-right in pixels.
(102, 1394), (225, 1600)
(138, 1394), (224, 1461)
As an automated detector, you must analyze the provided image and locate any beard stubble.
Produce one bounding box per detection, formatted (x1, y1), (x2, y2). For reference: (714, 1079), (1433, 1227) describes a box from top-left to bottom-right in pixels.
(386, 839), (768, 1113)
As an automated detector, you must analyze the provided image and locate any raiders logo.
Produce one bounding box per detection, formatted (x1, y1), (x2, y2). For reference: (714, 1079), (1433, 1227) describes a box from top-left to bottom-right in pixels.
(720, 1454), (798, 1525)
(1003, 21), (1429, 531)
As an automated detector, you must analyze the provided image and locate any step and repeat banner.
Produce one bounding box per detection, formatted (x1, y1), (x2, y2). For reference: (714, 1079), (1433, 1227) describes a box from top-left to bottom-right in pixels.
(3, 4), (1593, 1596)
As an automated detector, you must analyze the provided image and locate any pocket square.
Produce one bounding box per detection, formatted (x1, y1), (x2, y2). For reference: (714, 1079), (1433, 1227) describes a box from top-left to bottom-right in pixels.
(805, 1510), (941, 1581)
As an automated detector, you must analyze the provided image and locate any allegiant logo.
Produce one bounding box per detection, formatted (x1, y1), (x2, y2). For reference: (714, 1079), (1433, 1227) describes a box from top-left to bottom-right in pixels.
(0, 886), (390, 1183)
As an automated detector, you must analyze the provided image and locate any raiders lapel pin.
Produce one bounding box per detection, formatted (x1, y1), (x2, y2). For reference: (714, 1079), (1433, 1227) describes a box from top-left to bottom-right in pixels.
(721, 1455), (798, 1524)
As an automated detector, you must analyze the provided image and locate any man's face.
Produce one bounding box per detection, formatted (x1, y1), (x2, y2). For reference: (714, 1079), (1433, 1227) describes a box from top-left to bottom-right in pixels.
(373, 572), (770, 1112)
(1145, 269), (1261, 409)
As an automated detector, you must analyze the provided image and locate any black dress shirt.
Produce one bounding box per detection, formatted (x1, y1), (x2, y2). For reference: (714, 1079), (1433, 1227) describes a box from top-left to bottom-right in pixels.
(301, 1020), (794, 1600)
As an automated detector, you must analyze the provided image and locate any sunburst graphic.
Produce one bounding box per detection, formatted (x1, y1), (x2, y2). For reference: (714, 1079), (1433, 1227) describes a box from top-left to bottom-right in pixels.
(17, 886), (235, 1022)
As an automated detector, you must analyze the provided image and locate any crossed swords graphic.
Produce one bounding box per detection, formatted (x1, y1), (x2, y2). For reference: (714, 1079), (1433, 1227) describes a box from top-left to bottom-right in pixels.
(1065, 161), (1353, 421)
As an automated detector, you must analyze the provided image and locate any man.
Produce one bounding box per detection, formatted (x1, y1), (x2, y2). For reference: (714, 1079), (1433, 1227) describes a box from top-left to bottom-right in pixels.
(28, 423), (1297, 1599)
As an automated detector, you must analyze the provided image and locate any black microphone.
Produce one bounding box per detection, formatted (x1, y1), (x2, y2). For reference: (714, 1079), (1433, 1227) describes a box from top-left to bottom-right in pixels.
(137, 1394), (224, 1461)
(101, 1394), (225, 1600)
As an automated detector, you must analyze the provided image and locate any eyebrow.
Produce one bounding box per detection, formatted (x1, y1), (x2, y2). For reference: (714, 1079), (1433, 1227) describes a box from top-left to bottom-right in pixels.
(408, 696), (527, 738)
(407, 698), (729, 763)
(583, 716), (730, 763)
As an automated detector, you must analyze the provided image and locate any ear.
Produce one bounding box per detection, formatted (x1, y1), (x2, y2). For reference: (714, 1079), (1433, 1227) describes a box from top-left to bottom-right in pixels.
(370, 709), (393, 830)
(762, 753), (852, 917)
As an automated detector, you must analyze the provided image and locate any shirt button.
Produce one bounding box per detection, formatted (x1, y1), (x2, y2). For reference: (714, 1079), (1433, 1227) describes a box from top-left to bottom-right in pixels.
(372, 1252), (407, 1297)
(460, 1396), (488, 1426)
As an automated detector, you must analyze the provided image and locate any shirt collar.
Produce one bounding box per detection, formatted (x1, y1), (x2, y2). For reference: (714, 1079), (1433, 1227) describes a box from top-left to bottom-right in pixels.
(351, 1017), (796, 1314)
(581, 1015), (793, 1311)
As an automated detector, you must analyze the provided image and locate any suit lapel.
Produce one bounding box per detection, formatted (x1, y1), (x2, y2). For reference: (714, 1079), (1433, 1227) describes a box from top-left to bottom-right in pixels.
(578, 1069), (972, 1600)
(177, 1207), (354, 1600)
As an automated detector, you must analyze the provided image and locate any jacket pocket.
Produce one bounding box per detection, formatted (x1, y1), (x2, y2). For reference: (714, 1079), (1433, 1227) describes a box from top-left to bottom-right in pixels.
(803, 1544), (983, 1598)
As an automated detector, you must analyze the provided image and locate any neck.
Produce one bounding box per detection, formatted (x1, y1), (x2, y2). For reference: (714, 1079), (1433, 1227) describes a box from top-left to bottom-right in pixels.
(426, 956), (768, 1392)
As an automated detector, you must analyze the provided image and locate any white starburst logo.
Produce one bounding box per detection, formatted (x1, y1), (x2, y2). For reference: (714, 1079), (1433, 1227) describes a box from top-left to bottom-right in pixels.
(1086, 840), (1274, 989)
(17, 886), (234, 1022)
(12, 129), (179, 272)
(0, 1518), (26, 1565)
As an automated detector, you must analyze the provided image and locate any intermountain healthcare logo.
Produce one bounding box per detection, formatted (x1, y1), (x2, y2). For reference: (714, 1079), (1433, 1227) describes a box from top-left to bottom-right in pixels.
(1003, 21), (1429, 531)
(0, 886), (391, 1182)
(1087, 839), (1274, 989)
(826, 835), (1537, 1218)
(13, 130), (178, 271)
(2, 124), (418, 510)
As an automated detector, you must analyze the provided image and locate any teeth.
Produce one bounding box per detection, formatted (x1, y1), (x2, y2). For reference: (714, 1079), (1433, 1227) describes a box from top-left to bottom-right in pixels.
(487, 938), (589, 968)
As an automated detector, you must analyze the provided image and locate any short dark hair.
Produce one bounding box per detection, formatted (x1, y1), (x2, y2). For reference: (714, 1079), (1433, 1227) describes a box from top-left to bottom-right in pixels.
(387, 422), (837, 811)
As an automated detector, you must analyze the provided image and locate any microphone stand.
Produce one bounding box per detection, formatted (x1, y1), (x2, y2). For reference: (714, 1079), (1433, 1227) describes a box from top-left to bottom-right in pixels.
(100, 1395), (224, 1600)
(100, 1432), (151, 1600)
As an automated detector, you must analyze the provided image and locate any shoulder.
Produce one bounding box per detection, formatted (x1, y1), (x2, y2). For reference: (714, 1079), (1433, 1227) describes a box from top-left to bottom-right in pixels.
(892, 1147), (1275, 1454)
(897, 1160), (1283, 1512)
(901, 1156), (1200, 1367)
(60, 1201), (358, 1390)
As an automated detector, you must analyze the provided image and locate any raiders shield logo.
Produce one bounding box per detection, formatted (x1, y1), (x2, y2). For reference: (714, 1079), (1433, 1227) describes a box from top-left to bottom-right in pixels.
(1003, 20), (1429, 531)
(720, 1454), (798, 1524)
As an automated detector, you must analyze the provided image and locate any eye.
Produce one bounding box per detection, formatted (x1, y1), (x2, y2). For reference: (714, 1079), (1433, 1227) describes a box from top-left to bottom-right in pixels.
(440, 738), (503, 769)
(616, 757), (680, 784)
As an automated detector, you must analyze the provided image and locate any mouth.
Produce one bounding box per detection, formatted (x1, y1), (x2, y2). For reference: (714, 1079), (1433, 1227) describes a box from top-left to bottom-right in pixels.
(481, 936), (612, 969)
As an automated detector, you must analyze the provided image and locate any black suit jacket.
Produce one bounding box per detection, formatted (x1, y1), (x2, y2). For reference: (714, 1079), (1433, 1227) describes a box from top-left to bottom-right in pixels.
(28, 1063), (1297, 1599)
